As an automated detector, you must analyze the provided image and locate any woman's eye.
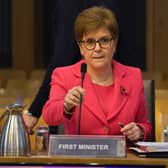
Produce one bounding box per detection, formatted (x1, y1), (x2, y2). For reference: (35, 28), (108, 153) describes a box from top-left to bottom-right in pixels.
(86, 39), (95, 44)
(100, 38), (109, 43)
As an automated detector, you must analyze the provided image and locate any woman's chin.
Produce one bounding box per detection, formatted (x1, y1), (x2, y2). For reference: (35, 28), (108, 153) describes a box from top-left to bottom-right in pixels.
(92, 63), (107, 69)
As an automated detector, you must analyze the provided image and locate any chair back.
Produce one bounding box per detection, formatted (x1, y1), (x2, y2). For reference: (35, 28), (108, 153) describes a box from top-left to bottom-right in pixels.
(143, 80), (155, 141)
(0, 69), (26, 88)
(29, 69), (45, 80)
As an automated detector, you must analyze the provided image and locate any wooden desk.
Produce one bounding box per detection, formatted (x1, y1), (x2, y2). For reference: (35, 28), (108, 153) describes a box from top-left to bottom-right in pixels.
(0, 152), (168, 167)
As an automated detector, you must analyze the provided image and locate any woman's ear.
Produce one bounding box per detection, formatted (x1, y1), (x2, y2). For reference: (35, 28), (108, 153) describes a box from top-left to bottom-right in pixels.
(79, 44), (84, 56)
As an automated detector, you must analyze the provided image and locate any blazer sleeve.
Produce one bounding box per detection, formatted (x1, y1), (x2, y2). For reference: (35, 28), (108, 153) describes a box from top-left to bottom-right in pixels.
(42, 68), (70, 126)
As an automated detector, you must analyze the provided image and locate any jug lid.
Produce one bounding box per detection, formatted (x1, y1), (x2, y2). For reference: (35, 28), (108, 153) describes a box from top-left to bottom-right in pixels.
(5, 103), (24, 111)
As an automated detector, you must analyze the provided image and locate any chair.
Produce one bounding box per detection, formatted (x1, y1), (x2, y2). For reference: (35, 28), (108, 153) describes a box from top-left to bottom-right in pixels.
(29, 69), (45, 80)
(0, 69), (27, 88)
(0, 69), (27, 80)
(49, 125), (64, 135)
(143, 79), (155, 141)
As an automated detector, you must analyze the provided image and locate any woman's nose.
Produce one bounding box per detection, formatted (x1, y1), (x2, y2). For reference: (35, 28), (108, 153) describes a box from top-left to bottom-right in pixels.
(94, 42), (101, 50)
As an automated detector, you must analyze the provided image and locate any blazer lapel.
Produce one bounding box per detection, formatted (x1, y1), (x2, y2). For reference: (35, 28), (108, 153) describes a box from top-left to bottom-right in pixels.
(71, 60), (106, 125)
(107, 61), (130, 120)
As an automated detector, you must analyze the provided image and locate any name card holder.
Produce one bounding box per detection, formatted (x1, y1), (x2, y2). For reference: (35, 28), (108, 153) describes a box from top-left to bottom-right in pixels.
(48, 135), (126, 157)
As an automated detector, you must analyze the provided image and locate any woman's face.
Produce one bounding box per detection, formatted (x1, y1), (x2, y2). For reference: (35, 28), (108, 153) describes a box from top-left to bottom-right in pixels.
(79, 27), (117, 70)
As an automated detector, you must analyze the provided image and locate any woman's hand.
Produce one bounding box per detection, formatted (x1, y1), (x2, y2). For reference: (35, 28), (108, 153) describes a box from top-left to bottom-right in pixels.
(120, 122), (144, 141)
(22, 111), (38, 134)
(64, 86), (86, 112)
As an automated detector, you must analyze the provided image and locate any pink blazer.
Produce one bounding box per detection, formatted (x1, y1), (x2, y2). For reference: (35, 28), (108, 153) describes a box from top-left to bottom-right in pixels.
(42, 60), (151, 140)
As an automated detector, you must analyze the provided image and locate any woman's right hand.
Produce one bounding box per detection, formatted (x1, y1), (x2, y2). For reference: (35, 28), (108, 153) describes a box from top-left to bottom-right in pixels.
(64, 86), (85, 112)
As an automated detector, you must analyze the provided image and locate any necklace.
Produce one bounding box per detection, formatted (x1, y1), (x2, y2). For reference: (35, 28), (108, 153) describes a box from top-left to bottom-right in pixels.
(92, 78), (113, 86)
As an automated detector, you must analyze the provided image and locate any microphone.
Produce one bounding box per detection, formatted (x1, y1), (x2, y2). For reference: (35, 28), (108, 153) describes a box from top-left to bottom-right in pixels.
(78, 63), (87, 135)
(80, 63), (87, 87)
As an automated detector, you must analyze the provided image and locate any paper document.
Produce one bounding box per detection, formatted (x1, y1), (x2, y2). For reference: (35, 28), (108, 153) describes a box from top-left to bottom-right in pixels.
(135, 142), (168, 152)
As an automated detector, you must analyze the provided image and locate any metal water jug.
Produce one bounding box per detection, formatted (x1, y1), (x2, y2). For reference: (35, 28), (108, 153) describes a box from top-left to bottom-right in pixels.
(0, 103), (30, 156)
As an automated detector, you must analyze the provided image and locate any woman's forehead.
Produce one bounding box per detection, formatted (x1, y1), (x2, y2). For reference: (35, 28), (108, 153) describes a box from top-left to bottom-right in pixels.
(82, 27), (112, 38)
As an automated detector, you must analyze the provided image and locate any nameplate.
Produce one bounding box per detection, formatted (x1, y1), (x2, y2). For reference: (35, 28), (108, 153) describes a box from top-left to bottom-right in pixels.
(48, 135), (126, 157)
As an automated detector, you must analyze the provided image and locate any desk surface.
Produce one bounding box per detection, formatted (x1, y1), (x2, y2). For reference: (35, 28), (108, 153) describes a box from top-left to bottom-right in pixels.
(0, 152), (168, 167)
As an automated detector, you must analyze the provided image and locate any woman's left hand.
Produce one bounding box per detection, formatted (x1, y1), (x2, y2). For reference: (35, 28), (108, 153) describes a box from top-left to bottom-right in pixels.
(22, 111), (38, 134)
(120, 122), (144, 141)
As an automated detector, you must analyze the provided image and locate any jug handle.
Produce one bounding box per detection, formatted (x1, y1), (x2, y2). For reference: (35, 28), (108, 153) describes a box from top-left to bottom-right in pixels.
(0, 111), (7, 121)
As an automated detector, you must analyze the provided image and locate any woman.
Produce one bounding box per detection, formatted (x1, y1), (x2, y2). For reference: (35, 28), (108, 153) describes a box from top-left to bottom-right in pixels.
(42, 6), (151, 142)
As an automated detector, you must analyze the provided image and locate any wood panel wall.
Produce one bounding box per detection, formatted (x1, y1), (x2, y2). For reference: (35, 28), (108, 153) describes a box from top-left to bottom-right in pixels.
(11, 0), (168, 80)
(153, 0), (168, 75)
(12, 0), (34, 74)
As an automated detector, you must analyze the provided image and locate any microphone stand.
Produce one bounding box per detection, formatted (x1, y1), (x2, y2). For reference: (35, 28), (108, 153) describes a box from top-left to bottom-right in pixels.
(77, 63), (87, 135)
(78, 95), (83, 135)
(78, 78), (84, 135)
